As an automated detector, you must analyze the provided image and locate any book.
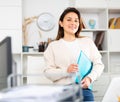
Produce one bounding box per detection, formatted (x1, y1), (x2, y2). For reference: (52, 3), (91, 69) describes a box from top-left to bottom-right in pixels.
(74, 50), (93, 90)
(94, 32), (104, 50)
(115, 17), (120, 29)
(109, 18), (117, 29)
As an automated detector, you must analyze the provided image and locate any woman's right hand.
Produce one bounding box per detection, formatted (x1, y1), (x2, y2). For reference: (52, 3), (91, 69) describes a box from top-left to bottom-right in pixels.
(67, 64), (78, 73)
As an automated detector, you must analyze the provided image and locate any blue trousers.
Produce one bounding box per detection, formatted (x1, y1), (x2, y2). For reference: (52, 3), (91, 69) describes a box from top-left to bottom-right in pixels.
(82, 88), (94, 102)
(61, 88), (94, 102)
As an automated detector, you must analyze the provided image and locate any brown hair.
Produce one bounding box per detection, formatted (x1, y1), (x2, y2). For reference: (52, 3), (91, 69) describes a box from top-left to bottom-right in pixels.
(56, 7), (83, 40)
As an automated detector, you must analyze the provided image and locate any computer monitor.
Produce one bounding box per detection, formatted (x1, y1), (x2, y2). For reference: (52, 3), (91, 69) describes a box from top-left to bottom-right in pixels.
(0, 36), (12, 90)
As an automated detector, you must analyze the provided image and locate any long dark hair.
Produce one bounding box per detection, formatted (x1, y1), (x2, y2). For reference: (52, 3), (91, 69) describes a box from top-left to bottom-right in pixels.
(56, 7), (82, 40)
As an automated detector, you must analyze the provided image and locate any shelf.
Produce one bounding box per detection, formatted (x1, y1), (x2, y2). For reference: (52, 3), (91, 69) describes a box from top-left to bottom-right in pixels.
(77, 8), (107, 29)
(99, 51), (108, 53)
(82, 29), (107, 32)
(109, 52), (120, 73)
(22, 52), (44, 55)
(108, 9), (120, 19)
(108, 30), (120, 51)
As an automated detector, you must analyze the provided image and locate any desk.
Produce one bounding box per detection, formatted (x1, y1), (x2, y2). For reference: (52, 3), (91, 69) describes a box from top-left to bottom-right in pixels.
(102, 77), (120, 102)
(0, 84), (82, 102)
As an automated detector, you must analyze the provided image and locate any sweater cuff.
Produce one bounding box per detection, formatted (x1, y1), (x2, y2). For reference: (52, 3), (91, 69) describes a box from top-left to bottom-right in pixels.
(87, 74), (96, 83)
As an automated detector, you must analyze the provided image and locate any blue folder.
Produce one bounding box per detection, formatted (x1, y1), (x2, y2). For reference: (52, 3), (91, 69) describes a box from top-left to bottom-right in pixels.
(75, 50), (93, 89)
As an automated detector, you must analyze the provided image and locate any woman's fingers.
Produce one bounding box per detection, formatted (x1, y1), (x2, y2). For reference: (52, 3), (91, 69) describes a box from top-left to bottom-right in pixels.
(71, 64), (78, 72)
(81, 77), (91, 89)
(67, 64), (78, 73)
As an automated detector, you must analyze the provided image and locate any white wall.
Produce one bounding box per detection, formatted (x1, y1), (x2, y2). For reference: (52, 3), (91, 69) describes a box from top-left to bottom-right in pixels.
(0, 0), (22, 54)
(22, 0), (71, 46)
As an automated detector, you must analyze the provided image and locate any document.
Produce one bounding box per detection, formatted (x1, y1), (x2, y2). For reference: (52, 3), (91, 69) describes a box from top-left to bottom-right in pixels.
(74, 50), (93, 89)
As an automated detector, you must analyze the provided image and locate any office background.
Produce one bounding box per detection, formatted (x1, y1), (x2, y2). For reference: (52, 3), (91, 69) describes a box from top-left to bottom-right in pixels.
(0, 0), (120, 101)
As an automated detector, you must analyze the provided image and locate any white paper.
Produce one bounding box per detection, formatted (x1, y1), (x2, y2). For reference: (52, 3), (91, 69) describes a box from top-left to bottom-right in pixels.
(102, 77), (120, 102)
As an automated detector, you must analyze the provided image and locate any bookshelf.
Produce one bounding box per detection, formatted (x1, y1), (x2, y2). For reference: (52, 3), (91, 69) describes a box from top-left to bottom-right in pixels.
(75, 0), (120, 101)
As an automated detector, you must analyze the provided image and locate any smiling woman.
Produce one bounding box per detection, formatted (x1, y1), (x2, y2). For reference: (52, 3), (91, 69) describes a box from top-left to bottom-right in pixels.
(43, 7), (104, 102)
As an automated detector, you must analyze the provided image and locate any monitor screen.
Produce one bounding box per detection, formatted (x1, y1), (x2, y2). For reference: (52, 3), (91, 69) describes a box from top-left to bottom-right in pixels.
(0, 37), (12, 90)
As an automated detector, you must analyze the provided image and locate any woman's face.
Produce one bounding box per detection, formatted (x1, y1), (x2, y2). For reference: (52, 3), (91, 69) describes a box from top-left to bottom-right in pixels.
(60, 12), (79, 36)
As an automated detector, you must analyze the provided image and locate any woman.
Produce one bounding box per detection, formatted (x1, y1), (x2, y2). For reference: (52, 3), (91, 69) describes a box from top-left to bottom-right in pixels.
(43, 7), (104, 101)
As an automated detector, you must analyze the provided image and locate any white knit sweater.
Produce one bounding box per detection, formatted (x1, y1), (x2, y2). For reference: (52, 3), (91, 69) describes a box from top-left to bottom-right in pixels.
(43, 37), (104, 85)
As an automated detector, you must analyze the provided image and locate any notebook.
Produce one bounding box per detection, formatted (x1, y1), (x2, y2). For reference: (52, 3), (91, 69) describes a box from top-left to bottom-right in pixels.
(75, 50), (93, 89)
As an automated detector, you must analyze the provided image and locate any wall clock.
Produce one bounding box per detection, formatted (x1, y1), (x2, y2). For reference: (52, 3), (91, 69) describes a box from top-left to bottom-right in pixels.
(37, 12), (55, 31)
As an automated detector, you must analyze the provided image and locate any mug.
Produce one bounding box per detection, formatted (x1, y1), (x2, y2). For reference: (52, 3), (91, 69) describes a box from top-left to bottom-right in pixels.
(22, 46), (29, 52)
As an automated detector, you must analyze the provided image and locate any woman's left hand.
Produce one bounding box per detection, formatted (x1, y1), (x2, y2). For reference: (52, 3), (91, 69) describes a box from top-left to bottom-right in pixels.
(81, 77), (92, 89)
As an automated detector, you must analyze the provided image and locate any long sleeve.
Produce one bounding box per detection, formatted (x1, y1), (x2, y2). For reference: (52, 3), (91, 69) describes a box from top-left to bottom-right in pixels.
(87, 38), (104, 82)
(43, 41), (69, 82)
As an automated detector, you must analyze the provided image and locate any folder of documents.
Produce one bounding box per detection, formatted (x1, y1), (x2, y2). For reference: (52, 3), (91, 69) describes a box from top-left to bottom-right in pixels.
(75, 50), (93, 89)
